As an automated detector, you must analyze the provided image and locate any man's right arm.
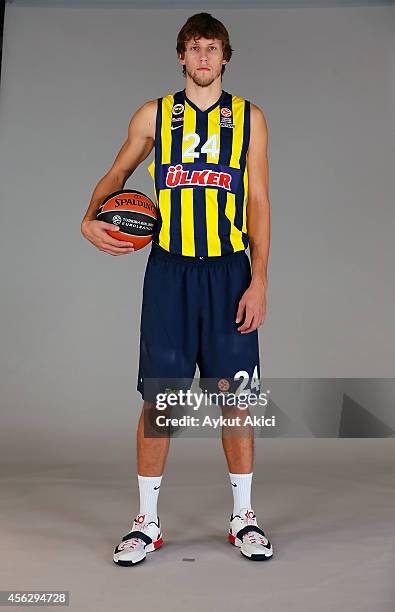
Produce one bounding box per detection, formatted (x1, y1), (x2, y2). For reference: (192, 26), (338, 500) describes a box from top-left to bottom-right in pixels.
(81, 99), (156, 256)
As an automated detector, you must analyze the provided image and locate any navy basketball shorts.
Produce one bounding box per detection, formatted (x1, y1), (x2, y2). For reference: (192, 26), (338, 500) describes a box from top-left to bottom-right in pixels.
(137, 241), (261, 405)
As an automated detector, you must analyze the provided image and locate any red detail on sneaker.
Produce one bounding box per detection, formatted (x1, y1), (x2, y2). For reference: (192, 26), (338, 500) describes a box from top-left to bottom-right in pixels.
(228, 533), (236, 545)
(154, 537), (164, 549)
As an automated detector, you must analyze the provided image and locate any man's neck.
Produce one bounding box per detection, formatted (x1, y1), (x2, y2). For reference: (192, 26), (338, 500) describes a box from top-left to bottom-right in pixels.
(184, 79), (223, 112)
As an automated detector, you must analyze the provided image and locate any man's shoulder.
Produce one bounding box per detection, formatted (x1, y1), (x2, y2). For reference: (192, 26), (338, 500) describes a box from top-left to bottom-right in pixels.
(141, 98), (158, 113)
(225, 90), (250, 103)
(128, 99), (158, 140)
(135, 90), (180, 126)
(249, 101), (267, 128)
(135, 98), (158, 125)
(228, 92), (263, 120)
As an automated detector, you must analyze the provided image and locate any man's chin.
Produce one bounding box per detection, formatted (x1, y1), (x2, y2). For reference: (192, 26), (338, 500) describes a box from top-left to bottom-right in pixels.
(184, 67), (220, 87)
(190, 73), (217, 88)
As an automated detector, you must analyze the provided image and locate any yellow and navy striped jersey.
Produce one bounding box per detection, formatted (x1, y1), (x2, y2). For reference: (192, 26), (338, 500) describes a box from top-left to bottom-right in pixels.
(147, 89), (251, 257)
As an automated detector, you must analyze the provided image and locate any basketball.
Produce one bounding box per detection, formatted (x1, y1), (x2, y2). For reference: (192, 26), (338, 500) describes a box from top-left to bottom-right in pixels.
(97, 189), (158, 251)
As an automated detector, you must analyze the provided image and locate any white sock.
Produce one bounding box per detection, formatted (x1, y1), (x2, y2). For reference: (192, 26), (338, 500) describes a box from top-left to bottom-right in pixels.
(137, 474), (162, 520)
(229, 472), (253, 516)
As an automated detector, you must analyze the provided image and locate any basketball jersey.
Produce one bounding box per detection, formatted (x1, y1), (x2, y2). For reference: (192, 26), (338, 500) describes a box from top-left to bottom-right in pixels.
(147, 89), (251, 257)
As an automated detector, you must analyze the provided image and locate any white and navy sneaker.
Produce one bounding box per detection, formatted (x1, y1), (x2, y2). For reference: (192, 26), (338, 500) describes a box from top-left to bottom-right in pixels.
(229, 508), (273, 561)
(113, 513), (164, 566)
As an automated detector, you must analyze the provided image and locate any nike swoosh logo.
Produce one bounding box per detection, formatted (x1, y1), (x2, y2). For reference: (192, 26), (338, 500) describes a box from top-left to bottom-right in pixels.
(171, 125), (183, 131)
(231, 483), (237, 487)
(154, 486), (161, 490)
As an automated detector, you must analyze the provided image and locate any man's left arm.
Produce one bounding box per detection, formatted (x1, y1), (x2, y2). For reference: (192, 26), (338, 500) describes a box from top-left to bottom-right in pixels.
(236, 103), (271, 333)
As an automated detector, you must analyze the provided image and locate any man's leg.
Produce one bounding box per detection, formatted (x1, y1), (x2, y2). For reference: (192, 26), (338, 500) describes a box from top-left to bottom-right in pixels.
(113, 401), (169, 566)
(220, 405), (272, 560)
(221, 405), (254, 474)
(137, 400), (170, 476)
(135, 400), (172, 520)
(221, 405), (254, 515)
(195, 248), (272, 560)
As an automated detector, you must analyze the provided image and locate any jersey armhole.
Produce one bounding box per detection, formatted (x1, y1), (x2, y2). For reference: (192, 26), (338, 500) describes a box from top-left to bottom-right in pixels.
(147, 97), (161, 182)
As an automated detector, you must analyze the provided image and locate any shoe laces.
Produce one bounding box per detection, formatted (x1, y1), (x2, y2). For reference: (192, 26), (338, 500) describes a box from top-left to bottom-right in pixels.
(245, 531), (267, 545)
(118, 536), (144, 550)
(119, 515), (151, 550)
(242, 511), (267, 546)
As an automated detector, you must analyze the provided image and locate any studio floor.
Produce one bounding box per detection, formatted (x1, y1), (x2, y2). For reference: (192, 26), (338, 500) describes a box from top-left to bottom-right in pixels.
(1, 439), (394, 612)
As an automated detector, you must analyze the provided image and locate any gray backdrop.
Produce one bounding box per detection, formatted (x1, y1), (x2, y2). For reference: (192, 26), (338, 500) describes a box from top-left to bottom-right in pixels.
(0, 5), (394, 465)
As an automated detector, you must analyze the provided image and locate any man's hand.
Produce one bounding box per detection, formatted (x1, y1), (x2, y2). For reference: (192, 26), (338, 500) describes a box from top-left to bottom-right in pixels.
(235, 282), (266, 333)
(81, 219), (135, 256)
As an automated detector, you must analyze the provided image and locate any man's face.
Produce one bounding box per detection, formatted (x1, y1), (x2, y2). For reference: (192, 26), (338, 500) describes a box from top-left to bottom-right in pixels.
(179, 37), (227, 87)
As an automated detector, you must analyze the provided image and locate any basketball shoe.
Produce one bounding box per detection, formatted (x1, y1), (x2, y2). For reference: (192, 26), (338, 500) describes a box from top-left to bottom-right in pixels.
(229, 508), (273, 561)
(113, 513), (164, 566)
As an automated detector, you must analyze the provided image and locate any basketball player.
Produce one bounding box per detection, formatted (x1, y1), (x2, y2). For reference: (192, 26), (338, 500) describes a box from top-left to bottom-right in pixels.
(81, 13), (272, 564)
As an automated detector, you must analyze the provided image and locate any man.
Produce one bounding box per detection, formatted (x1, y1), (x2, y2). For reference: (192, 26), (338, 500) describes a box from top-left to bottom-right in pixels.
(81, 13), (272, 565)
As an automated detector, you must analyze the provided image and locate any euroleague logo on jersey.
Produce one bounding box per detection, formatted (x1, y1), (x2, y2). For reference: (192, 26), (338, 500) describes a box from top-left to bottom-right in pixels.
(220, 107), (235, 129)
(165, 164), (232, 190)
(221, 107), (232, 117)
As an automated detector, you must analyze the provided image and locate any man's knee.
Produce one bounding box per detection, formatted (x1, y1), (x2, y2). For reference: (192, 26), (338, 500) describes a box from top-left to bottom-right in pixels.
(141, 400), (173, 438)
